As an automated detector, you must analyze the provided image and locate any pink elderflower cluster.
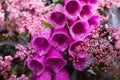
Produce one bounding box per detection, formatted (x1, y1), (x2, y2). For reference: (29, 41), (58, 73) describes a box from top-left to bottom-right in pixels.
(87, 26), (120, 77)
(7, 0), (48, 36)
(0, 1), (5, 27)
(9, 74), (28, 80)
(109, 27), (120, 49)
(0, 55), (13, 78)
(98, 0), (120, 9)
(15, 43), (34, 60)
(27, 0), (99, 80)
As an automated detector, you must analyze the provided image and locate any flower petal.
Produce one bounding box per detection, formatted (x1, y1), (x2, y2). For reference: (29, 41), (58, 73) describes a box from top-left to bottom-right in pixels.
(73, 51), (88, 71)
(64, 0), (82, 20)
(69, 20), (89, 40)
(45, 48), (67, 73)
(80, 4), (92, 18)
(50, 28), (70, 51)
(48, 4), (67, 30)
(31, 35), (51, 56)
(29, 68), (52, 80)
(88, 15), (100, 31)
(54, 68), (70, 80)
(27, 55), (45, 76)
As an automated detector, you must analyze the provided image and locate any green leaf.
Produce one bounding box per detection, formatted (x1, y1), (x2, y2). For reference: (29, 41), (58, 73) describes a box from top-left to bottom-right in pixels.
(43, 21), (52, 28)
(53, 0), (63, 4)
(11, 66), (18, 75)
(21, 32), (27, 37)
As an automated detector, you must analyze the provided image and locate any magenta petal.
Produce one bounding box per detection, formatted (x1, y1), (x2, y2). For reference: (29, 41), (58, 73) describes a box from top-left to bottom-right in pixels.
(70, 20), (89, 40)
(27, 55), (45, 76)
(64, 0), (82, 20)
(90, 0), (98, 4)
(50, 28), (70, 51)
(45, 48), (67, 73)
(69, 40), (86, 56)
(54, 68), (70, 80)
(80, 4), (92, 17)
(88, 15), (100, 31)
(79, 0), (90, 3)
(73, 51), (88, 71)
(48, 4), (67, 30)
(29, 68), (52, 80)
(31, 36), (51, 56)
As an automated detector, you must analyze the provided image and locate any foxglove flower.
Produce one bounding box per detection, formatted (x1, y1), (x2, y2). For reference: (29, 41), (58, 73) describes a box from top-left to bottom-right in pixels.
(27, 55), (45, 76)
(48, 4), (67, 30)
(79, 0), (89, 3)
(90, 0), (98, 4)
(31, 28), (51, 56)
(54, 68), (70, 80)
(45, 48), (67, 73)
(50, 28), (70, 51)
(72, 51), (88, 71)
(29, 68), (52, 80)
(64, 0), (82, 20)
(69, 20), (89, 41)
(88, 15), (100, 31)
(80, 4), (92, 18)
(69, 41), (88, 71)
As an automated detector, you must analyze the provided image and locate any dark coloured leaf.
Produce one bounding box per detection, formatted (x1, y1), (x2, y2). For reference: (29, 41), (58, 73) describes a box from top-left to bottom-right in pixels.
(108, 7), (120, 28)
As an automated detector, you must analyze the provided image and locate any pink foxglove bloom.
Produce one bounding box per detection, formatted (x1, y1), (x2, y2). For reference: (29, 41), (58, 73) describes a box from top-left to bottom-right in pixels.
(31, 28), (51, 56)
(90, 0), (98, 4)
(29, 68), (52, 80)
(50, 28), (70, 51)
(72, 51), (88, 71)
(88, 15), (100, 31)
(48, 4), (67, 30)
(64, 0), (82, 20)
(27, 55), (45, 76)
(54, 68), (70, 80)
(69, 20), (89, 41)
(80, 4), (92, 17)
(45, 48), (67, 73)
(69, 41), (88, 71)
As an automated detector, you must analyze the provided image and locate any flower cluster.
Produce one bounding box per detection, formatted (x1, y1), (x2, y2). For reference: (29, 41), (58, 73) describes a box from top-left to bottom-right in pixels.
(27, 0), (99, 79)
(7, 0), (48, 36)
(0, 56), (13, 78)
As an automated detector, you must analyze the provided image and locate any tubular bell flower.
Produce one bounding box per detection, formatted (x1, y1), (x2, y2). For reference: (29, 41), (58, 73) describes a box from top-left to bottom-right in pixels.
(29, 68), (52, 80)
(88, 15), (100, 31)
(69, 41), (88, 71)
(80, 4), (92, 18)
(64, 0), (82, 20)
(31, 28), (51, 56)
(79, 0), (89, 3)
(72, 51), (88, 71)
(27, 55), (45, 76)
(69, 20), (89, 41)
(50, 28), (70, 51)
(90, 0), (98, 4)
(48, 4), (67, 30)
(54, 68), (70, 80)
(45, 48), (67, 73)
